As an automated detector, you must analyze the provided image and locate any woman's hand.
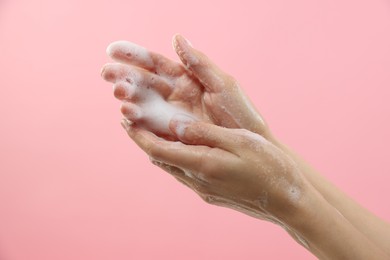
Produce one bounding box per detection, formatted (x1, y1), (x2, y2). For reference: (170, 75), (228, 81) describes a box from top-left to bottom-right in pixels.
(101, 35), (269, 140)
(121, 116), (309, 225)
(121, 117), (390, 260)
(101, 35), (390, 259)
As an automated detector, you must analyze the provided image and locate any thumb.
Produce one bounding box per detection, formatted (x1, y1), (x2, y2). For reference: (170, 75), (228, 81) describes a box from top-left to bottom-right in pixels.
(172, 34), (236, 93)
(169, 114), (239, 153)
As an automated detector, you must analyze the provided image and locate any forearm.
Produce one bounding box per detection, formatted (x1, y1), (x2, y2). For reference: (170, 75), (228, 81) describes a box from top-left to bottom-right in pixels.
(270, 135), (390, 256)
(285, 185), (389, 260)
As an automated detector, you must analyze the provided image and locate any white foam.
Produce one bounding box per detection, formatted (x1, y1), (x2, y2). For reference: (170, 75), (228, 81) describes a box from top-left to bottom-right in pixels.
(114, 81), (135, 99)
(175, 121), (187, 137)
(135, 87), (195, 137)
(106, 41), (154, 67)
(125, 66), (143, 85)
(170, 114), (196, 137)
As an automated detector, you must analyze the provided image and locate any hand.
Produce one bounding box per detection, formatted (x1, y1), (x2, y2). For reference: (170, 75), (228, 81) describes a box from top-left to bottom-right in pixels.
(101, 35), (270, 140)
(102, 35), (390, 260)
(121, 116), (309, 225)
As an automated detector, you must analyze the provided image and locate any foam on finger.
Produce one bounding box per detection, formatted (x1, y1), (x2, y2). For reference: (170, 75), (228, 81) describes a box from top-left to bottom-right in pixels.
(107, 42), (198, 138)
(119, 82), (196, 138)
(138, 89), (196, 137)
(121, 102), (143, 121)
(113, 81), (136, 100)
(106, 41), (154, 68)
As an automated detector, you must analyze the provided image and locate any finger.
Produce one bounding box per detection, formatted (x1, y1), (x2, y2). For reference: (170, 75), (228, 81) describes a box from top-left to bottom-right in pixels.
(168, 114), (242, 154)
(106, 41), (185, 77)
(173, 175), (192, 189)
(172, 34), (235, 92)
(100, 63), (129, 83)
(121, 119), (233, 177)
(150, 160), (211, 197)
(150, 160), (194, 186)
(121, 102), (143, 121)
(101, 63), (173, 98)
(150, 159), (186, 178)
(113, 81), (137, 101)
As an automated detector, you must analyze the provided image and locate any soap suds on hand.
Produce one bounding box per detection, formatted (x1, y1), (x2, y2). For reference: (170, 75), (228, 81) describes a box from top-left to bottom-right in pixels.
(107, 41), (154, 68)
(120, 70), (196, 138)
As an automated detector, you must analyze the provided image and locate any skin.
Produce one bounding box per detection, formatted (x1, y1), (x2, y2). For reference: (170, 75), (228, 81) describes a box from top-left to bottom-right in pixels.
(101, 34), (390, 259)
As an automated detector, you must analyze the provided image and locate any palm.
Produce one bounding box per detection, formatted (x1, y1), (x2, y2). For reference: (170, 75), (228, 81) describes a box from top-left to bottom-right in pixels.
(165, 67), (266, 133)
(165, 71), (212, 123)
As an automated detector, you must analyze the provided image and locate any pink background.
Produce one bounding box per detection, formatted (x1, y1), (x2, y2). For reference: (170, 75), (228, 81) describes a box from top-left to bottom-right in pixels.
(1, 0), (390, 259)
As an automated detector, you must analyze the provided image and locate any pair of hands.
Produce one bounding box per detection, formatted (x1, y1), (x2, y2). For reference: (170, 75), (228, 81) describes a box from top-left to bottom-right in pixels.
(101, 34), (309, 224)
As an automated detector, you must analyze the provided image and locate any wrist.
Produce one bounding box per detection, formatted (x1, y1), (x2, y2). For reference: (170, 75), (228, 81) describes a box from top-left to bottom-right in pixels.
(281, 182), (325, 231)
(271, 179), (319, 229)
(280, 184), (389, 259)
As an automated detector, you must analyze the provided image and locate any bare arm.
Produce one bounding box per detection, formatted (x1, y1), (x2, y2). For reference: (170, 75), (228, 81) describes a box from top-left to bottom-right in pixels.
(271, 136), (390, 256)
(120, 119), (389, 259)
(170, 34), (390, 256)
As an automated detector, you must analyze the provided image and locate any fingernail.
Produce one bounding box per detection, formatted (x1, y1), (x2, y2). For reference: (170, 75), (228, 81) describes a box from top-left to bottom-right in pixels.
(183, 36), (193, 47)
(174, 34), (193, 47)
(172, 34), (181, 53)
(173, 34), (199, 68)
(170, 114), (196, 138)
(121, 118), (132, 131)
(173, 34), (193, 50)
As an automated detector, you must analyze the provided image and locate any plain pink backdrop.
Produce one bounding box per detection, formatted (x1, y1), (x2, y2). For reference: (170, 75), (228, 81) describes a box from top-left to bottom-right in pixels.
(1, 0), (389, 259)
